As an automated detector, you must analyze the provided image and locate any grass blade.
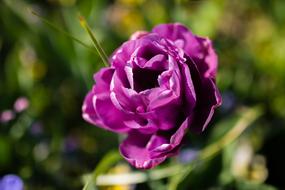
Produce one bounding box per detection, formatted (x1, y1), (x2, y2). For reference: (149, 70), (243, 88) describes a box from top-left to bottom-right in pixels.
(79, 16), (109, 66)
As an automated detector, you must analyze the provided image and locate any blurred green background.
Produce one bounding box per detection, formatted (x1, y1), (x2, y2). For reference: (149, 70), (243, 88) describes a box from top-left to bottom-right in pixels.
(1, 0), (285, 189)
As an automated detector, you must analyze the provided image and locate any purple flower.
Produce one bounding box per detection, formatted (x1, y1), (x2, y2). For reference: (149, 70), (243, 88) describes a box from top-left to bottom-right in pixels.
(82, 23), (222, 169)
(0, 174), (24, 190)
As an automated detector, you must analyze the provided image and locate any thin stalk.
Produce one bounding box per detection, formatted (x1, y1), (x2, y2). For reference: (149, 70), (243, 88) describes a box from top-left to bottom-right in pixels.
(79, 16), (109, 66)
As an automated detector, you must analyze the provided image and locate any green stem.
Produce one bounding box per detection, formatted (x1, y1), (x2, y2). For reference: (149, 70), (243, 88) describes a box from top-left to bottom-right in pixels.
(79, 16), (109, 66)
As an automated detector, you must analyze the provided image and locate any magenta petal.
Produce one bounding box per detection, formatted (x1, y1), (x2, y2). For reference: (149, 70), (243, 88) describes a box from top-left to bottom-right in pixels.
(194, 37), (218, 79)
(110, 71), (148, 113)
(150, 118), (189, 158)
(180, 62), (196, 114)
(120, 131), (166, 169)
(93, 67), (115, 94)
(187, 59), (222, 132)
(152, 23), (189, 44)
(94, 94), (130, 133)
(120, 119), (189, 169)
(147, 57), (182, 111)
(151, 106), (181, 130)
(124, 120), (157, 134)
(147, 134), (170, 151)
(170, 118), (189, 145)
(190, 78), (222, 132)
(111, 34), (161, 70)
(148, 88), (177, 110)
(82, 91), (103, 126)
(82, 68), (114, 126)
(139, 54), (167, 70)
(152, 23), (218, 79)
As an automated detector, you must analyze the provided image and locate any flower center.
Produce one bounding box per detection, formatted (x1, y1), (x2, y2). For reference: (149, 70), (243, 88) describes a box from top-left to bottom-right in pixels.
(133, 68), (161, 92)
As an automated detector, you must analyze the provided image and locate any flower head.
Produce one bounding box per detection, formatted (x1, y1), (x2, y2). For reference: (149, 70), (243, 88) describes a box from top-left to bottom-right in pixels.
(82, 23), (222, 169)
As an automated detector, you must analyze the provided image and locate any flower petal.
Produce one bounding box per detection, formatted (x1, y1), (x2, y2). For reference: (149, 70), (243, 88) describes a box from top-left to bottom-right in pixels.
(82, 68), (114, 126)
(119, 131), (166, 169)
(93, 67), (115, 94)
(194, 37), (218, 79)
(180, 62), (197, 114)
(120, 118), (189, 169)
(94, 94), (131, 133)
(82, 91), (103, 126)
(189, 78), (222, 132)
(187, 60), (222, 132)
(152, 23), (218, 78)
(150, 118), (189, 158)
